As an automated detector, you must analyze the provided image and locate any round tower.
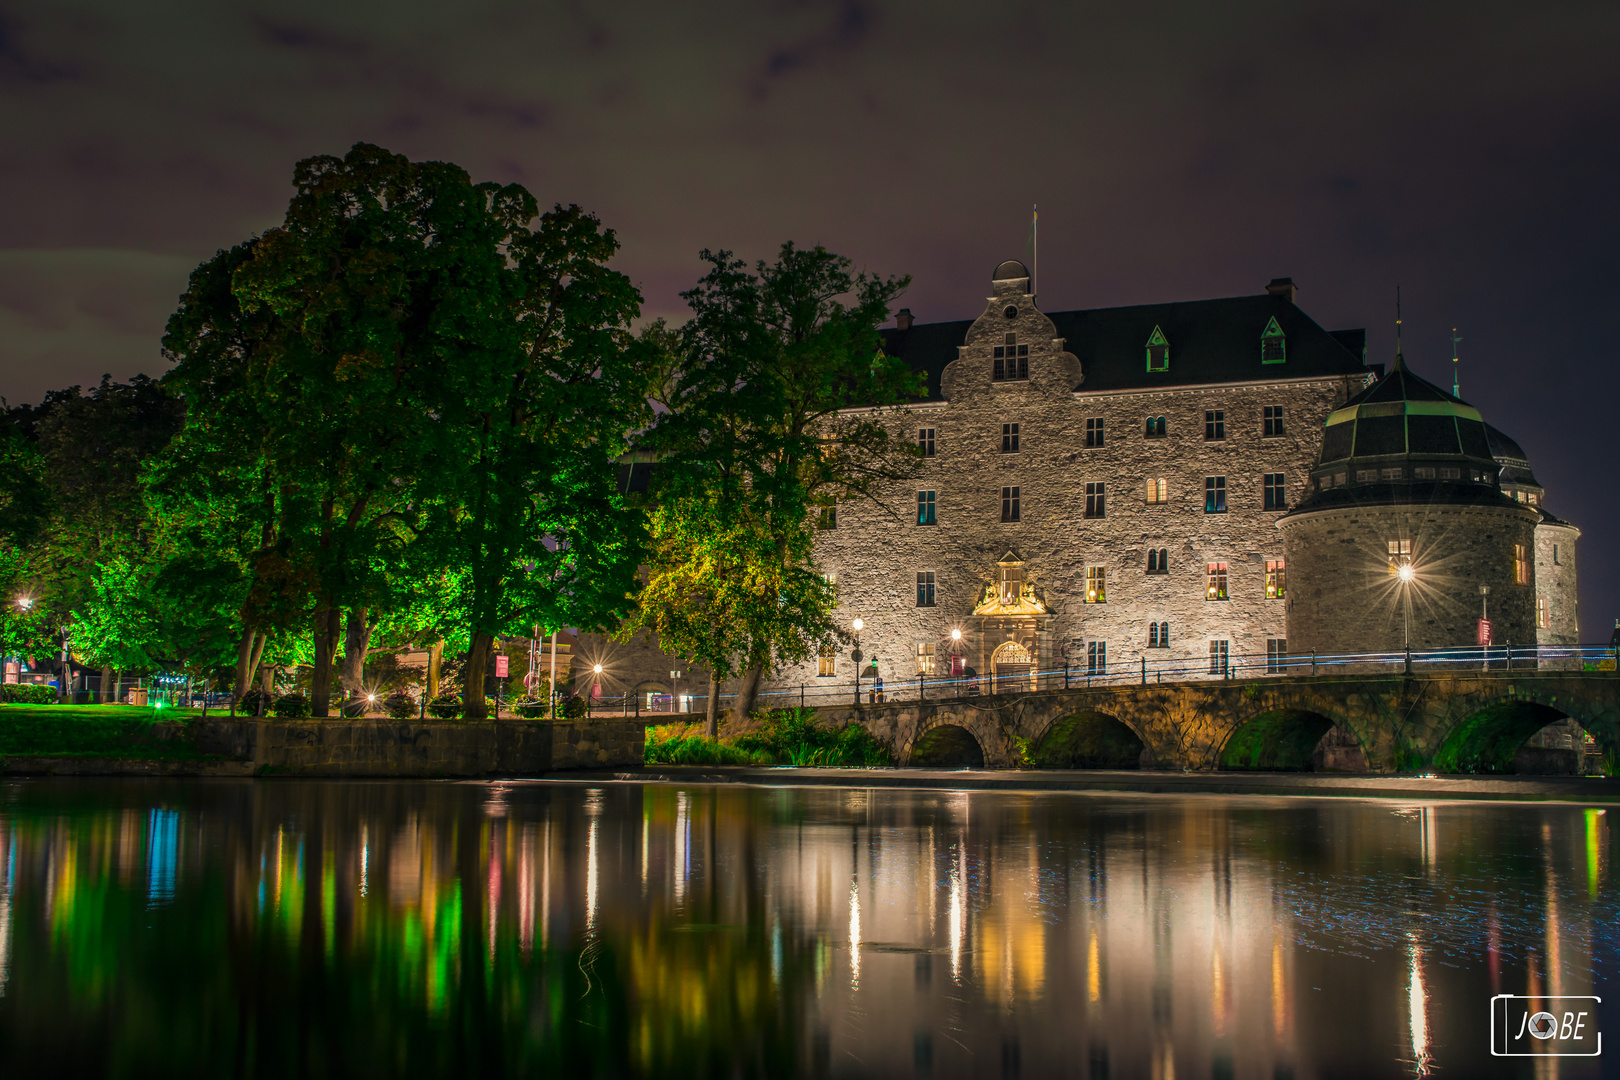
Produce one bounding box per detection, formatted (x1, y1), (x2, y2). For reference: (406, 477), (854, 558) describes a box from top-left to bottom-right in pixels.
(1278, 355), (1541, 657)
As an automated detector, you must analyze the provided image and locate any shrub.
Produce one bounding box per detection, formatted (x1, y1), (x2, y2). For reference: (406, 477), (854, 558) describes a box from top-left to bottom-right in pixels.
(383, 692), (417, 720)
(0, 684), (56, 705)
(733, 707), (891, 767)
(339, 697), (367, 718)
(271, 693), (310, 718)
(237, 688), (271, 716)
(645, 725), (773, 766)
(561, 696), (587, 720)
(427, 694), (461, 719)
(513, 697), (549, 719)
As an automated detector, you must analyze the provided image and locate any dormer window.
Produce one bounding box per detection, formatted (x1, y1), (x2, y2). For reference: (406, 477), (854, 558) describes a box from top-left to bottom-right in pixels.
(993, 333), (1029, 381)
(1261, 317), (1286, 364)
(1145, 325), (1169, 372)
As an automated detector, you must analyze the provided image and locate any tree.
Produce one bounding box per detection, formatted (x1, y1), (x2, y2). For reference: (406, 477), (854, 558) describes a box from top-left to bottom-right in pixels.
(632, 245), (919, 733)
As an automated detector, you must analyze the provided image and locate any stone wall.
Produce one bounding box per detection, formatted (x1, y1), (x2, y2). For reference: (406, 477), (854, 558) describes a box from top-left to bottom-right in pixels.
(1280, 502), (1539, 657)
(1536, 520), (1580, 646)
(771, 276), (1370, 697)
(191, 717), (643, 776)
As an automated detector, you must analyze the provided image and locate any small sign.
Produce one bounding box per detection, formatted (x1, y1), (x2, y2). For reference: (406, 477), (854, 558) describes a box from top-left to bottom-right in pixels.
(1477, 619), (1493, 646)
(3, 662), (16, 684)
(495, 654), (509, 679)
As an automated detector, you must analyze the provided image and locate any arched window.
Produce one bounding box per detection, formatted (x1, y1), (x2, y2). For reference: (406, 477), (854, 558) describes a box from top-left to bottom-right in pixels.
(1261, 316), (1286, 364)
(1145, 325), (1170, 371)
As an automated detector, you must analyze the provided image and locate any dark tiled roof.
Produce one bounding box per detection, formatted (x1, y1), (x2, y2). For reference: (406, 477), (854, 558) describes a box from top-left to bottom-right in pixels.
(1291, 480), (1524, 514)
(1487, 422), (1541, 488)
(880, 293), (1369, 401)
(1318, 360), (1494, 465)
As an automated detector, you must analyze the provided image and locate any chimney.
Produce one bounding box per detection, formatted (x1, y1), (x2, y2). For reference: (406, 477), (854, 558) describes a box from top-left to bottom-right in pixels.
(895, 307), (914, 331)
(1266, 277), (1297, 303)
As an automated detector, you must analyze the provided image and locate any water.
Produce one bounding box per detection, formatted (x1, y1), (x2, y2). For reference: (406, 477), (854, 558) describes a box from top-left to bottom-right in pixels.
(0, 778), (1613, 1078)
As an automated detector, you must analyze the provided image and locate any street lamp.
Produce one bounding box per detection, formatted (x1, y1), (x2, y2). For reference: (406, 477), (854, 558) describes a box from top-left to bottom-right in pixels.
(851, 618), (864, 706)
(1397, 560), (1415, 673)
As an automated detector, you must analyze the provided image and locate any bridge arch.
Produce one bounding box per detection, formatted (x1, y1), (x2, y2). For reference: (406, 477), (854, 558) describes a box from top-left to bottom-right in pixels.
(1219, 709), (1369, 772)
(1032, 710), (1146, 769)
(905, 723), (987, 768)
(1432, 699), (1604, 774)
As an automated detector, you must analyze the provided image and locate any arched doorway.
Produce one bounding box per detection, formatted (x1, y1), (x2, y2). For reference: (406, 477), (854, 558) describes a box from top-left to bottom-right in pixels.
(1032, 711), (1145, 769)
(1221, 710), (1365, 772)
(908, 724), (986, 768)
(1433, 702), (1603, 775)
(990, 641), (1035, 694)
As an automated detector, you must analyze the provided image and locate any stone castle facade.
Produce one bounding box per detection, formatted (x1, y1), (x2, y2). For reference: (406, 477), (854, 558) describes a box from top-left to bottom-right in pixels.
(584, 260), (1579, 710)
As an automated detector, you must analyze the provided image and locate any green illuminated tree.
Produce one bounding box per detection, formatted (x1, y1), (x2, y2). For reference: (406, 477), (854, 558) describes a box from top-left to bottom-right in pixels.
(631, 244), (919, 733)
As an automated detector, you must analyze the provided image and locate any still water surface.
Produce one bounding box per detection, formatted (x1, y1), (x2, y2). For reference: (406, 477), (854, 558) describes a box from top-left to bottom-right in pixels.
(0, 778), (1613, 1078)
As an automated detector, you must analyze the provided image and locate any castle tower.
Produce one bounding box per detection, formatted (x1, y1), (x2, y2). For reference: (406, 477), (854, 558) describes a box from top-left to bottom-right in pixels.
(1277, 355), (1544, 657)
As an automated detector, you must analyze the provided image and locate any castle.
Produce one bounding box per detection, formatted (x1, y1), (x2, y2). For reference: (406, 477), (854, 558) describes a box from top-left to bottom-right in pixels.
(590, 260), (1578, 709)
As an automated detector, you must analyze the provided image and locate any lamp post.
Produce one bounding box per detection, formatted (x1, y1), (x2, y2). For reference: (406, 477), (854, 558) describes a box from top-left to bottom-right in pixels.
(1397, 561), (1415, 673)
(1480, 585), (1491, 671)
(851, 619), (865, 704)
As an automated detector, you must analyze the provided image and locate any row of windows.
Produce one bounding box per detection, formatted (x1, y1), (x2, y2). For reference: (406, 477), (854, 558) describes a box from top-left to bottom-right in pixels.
(906, 475), (1288, 525)
(912, 562), (1285, 608)
(1318, 466), (1496, 489)
(917, 408), (1287, 455)
(989, 321), (1287, 381)
(817, 635), (1290, 677)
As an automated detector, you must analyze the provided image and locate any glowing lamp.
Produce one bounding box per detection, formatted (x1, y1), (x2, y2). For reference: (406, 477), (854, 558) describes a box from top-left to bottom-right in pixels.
(950, 629), (961, 641)
(593, 664), (603, 675)
(367, 693), (376, 702)
(852, 618), (864, 632)
(1397, 563), (1415, 583)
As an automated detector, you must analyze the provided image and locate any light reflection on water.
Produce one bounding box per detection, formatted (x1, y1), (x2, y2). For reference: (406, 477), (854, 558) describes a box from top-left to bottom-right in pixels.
(0, 778), (1612, 1079)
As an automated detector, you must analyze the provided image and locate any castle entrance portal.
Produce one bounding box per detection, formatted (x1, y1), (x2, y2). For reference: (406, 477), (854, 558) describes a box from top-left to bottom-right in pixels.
(991, 641), (1035, 694)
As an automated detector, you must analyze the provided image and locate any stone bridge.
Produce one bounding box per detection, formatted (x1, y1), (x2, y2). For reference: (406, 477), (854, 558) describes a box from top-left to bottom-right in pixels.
(806, 672), (1620, 773)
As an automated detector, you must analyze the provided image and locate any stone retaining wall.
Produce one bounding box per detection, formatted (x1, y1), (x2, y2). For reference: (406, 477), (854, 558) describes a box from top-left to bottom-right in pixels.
(190, 717), (643, 777)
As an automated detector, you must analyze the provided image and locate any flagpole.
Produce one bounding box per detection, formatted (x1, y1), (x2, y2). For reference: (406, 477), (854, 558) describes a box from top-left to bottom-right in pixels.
(1032, 204), (1038, 296)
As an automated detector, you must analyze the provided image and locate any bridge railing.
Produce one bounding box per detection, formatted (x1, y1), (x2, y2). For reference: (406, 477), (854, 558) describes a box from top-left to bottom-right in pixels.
(596, 641), (1619, 717)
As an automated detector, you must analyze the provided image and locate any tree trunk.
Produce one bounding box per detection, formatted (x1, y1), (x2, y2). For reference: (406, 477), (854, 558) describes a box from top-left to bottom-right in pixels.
(705, 669), (720, 738)
(729, 664), (765, 725)
(339, 607), (371, 697)
(232, 628), (259, 701)
(99, 664), (113, 705)
(259, 662), (275, 696)
(463, 632), (495, 720)
(112, 669), (122, 705)
(427, 641), (443, 700)
(310, 602), (341, 717)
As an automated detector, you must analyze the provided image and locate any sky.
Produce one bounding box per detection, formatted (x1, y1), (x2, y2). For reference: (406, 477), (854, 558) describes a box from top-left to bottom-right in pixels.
(2, 0), (1617, 630)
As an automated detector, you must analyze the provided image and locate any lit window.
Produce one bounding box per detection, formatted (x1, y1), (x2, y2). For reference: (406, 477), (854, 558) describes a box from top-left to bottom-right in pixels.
(1527, 491), (1540, 506)
(1260, 316), (1286, 363)
(1001, 486), (1020, 522)
(1085, 566), (1106, 604)
(1205, 411), (1225, 440)
(1088, 640), (1107, 675)
(1002, 423), (1020, 453)
(918, 428), (935, 457)
(1085, 482), (1106, 519)
(1145, 325), (1169, 371)
(1147, 548), (1169, 574)
(824, 572), (837, 599)
(1085, 418), (1105, 448)
(917, 641), (937, 675)
(1263, 405), (1284, 437)
(818, 643), (836, 677)
(1264, 473), (1285, 510)
(1205, 476), (1227, 513)
(916, 571), (936, 607)
(1265, 559), (1285, 599)
(1266, 638), (1287, 674)
(1387, 539), (1412, 575)
(1148, 621), (1170, 648)
(1209, 639), (1230, 675)
(1147, 478), (1168, 504)
(1536, 596), (1550, 629)
(1206, 562), (1229, 601)
(917, 490), (937, 525)
(1145, 416), (1167, 438)
(993, 333), (1029, 381)
(998, 564), (1024, 605)
(1513, 543), (1530, 585)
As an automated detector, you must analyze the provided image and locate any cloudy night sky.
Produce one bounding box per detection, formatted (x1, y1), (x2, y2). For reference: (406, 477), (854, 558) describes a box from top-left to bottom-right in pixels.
(2, 0), (1617, 628)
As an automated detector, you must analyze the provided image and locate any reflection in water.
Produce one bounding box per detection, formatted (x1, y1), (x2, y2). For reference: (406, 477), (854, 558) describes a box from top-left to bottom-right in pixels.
(0, 780), (1611, 1078)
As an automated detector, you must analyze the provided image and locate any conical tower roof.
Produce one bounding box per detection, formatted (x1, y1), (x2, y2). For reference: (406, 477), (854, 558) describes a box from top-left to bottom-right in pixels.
(1290, 355), (1519, 512)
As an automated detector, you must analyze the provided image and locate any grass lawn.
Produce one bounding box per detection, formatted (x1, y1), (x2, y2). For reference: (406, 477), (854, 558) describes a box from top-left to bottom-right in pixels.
(0, 703), (224, 760)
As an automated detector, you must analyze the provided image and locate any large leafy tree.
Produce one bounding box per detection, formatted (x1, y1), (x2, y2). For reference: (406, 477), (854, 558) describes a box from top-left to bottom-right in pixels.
(632, 244), (919, 733)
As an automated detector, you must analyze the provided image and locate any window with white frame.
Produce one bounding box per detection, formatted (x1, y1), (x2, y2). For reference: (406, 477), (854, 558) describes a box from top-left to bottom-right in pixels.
(1085, 566), (1106, 604)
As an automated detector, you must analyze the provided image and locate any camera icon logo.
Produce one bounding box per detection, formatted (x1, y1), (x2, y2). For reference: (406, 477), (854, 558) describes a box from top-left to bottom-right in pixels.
(1492, 996), (1601, 1057)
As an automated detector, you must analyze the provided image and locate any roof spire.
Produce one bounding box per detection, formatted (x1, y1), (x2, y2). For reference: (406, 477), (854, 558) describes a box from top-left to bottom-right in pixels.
(1393, 285), (1407, 372)
(1451, 327), (1462, 397)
